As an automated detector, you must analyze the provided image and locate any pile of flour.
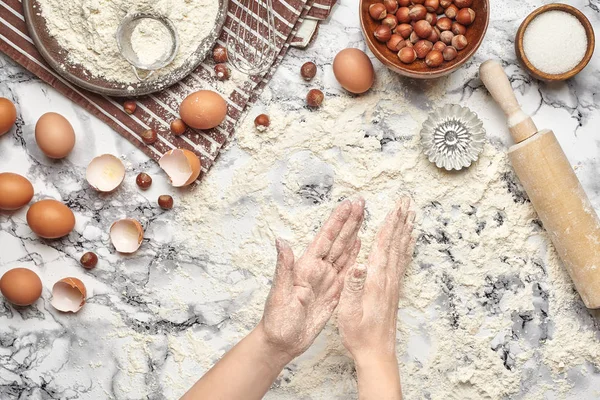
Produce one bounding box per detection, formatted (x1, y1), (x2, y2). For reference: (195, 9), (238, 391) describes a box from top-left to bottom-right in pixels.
(36, 0), (219, 85)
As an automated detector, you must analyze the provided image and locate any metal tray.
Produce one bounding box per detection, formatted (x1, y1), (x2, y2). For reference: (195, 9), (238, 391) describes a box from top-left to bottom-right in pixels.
(22, 0), (228, 97)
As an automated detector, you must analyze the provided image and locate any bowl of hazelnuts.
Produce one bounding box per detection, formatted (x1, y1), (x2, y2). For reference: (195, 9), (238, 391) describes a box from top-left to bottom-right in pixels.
(360, 0), (489, 79)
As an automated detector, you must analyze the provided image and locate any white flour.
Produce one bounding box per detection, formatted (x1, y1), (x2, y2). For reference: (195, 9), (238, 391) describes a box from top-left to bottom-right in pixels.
(36, 0), (219, 84)
(130, 18), (172, 66)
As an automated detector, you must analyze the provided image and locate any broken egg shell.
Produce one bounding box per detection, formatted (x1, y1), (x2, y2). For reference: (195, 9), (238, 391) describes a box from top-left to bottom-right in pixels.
(51, 277), (86, 313)
(110, 219), (144, 253)
(158, 149), (201, 187)
(86, 154), (126, 193)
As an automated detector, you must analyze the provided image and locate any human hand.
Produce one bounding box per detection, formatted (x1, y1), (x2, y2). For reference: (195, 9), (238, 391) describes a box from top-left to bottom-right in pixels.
(338, 197), (415, 364)
(259, 198), (365, 361)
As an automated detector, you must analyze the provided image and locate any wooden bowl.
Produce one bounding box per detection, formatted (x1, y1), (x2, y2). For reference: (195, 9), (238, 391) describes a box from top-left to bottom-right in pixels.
(515, 4), (595, 81)
(359, 0), (490, 79)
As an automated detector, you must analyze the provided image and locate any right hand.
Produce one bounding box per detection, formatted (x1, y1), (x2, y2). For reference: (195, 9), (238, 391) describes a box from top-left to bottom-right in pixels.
(337, 198), (416, 363)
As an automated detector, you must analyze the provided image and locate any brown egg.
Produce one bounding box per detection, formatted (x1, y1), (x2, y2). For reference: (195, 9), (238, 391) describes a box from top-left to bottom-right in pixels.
(179, 90), (227, 130)
(35, 112), (76, 159)
(0, 268), (43, 306)
(0, 97), (17, 136)
(0, 173), (34, 210)
(26, 199), (75, 239)
(332, 48), (375, 94)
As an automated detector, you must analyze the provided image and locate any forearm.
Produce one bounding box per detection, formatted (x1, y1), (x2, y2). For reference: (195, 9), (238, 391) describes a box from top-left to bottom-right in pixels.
(355, 355), (402, 400)
(181, 325), (292, 400)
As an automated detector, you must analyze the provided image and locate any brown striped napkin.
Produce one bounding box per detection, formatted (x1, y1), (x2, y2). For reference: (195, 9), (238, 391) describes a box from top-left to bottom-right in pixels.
(0, 0), (314, 178)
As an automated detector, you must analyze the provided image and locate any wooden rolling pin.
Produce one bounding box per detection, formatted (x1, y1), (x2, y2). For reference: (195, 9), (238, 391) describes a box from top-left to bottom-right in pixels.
(480, 60), (600, 309)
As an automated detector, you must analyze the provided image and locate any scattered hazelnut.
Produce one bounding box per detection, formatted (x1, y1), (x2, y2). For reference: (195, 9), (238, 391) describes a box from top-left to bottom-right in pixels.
(170, 118), (186, 136)
(254, 114), (270, 130)
(425, 50), (444, 67)
(425, 12), (437, 26)
(387, 34), (405, 51)
(443, 45), (458, 61)
(456, 8), (475, 25)
(80, 252), (98, 269)
(414, 40), (433, 59)
(427, 27), (440, 42)
(409, 31), (420, 44)
(213, 45), (228, 63)
(382, 14), (398, 30)
(433, 41), (447, 52)
(440, 0), (453, 7)
(214, 63), (230, 81)
(454, 0), (473, 8)
(396, 7), (411, 24)
(414, 20), (432, 39)
(306, 89), (324, 108)
(158, 195), (174, 210)
(374, 24), (392, 42)
(452, 22), (467, 35)
(440, 30), (454, 45)
(369, 3), (387, 20)
(136, 172), (152, 190)
(423, 0), (439, 12)
(383, 0), (399, 13)
(141, 129), (157, 145)
(436, 17), (452, 31)
(396, 23), (413, 39)
(301, 62), (317, 81)
(398, 0), (410, 5)
(409, 5), (427, 21)
(445, 4), (459, 19)
(452, 34), (468, 50)
(123, 100), (136, 114)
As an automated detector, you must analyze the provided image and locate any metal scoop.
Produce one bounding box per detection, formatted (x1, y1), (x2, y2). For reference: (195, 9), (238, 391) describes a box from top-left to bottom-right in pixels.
(116, 13), (179, 81)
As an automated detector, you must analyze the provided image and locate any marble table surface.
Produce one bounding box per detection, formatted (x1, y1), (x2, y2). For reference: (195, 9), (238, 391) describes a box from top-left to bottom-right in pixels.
(1, 0), (600, 399)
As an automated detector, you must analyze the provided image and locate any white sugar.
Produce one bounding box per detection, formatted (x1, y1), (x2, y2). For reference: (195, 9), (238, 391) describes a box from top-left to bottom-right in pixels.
(523, 10), (587, 75)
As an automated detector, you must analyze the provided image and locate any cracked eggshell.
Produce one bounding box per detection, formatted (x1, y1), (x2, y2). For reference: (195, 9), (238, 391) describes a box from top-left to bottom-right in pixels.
(51, 277), (86, 313)
(86, 154), (126, 192)
(159, 149), (201, 187)
(110, 219), (144, 253)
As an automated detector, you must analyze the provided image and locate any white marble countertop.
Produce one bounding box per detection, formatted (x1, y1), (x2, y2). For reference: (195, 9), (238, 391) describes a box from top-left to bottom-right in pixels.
(1, 1), (600, 399)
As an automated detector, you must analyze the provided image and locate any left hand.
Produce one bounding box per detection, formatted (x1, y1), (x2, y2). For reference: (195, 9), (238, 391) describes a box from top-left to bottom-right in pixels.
(259, 198), (365, 360)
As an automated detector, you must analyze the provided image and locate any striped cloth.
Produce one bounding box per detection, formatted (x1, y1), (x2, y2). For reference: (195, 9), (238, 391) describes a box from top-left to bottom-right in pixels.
(0, 0), (324, 178)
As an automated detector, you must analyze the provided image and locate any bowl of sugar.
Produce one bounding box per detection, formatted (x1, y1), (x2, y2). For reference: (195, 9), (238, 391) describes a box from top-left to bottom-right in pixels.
(515, 3), (595, 81)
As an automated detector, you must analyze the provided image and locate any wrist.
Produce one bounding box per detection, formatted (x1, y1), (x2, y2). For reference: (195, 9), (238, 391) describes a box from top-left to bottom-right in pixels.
(354, 352), (398, 370)
(250, 323), (295, 370)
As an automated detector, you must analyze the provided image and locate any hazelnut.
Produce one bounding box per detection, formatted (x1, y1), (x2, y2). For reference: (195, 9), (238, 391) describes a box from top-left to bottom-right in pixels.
(425, 50), (444, 67)
(433, 41), (447, 52)
(409, 31), (420, 44)
(80, 252), (98, 269)
(396, 23), (413, 39)
(382, 13), (398, 30)
(213, 45), (228, 63)
(412, 0), (425, 3)
(440, 30), (454, 45)
(374, 24), (392, 42)
(427, 27), (440, 42)
(254, 114), (270, 130)
(425, 12), (437, 26)
(369, 3), (387, 20)
(136, 172), (152, 189)
(423, 0), (439, 12)
(414, 20), (432, 39)
(301, 62), (317, 81)
(383, 0), (399, 13)
(214, 63), (230, 81)
(440, 0), (453, 7)
(397, 39), (411, 50)
(387, 34), (405, 51)
(445, 4), (459, 19)
(451, 21), (466, 35)
(158, 195), (174, 210)
(306, 89), (324, 108)
(398, 47), (417, 64)
(436, 5), (445, 14)
(436, 17), (452, 31)
(399, 0), (410, 5)
(453, 0), (472, 8)
(141, 129), (157, 145)
(396, 7), (411, 23)
(414, 40), (433, 59)
(170, 118), (186, 136)
(408, 5), (427, 21)
(456, 8), (475, 25)
(451, 34), (468, 50)
(443, 45), (458, 61)
(123, 100), (136, 114)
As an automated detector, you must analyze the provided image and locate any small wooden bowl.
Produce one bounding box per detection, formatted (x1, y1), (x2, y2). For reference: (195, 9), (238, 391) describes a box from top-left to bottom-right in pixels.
(359, 0), (490, 79)
(515, 4), (595, 81)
